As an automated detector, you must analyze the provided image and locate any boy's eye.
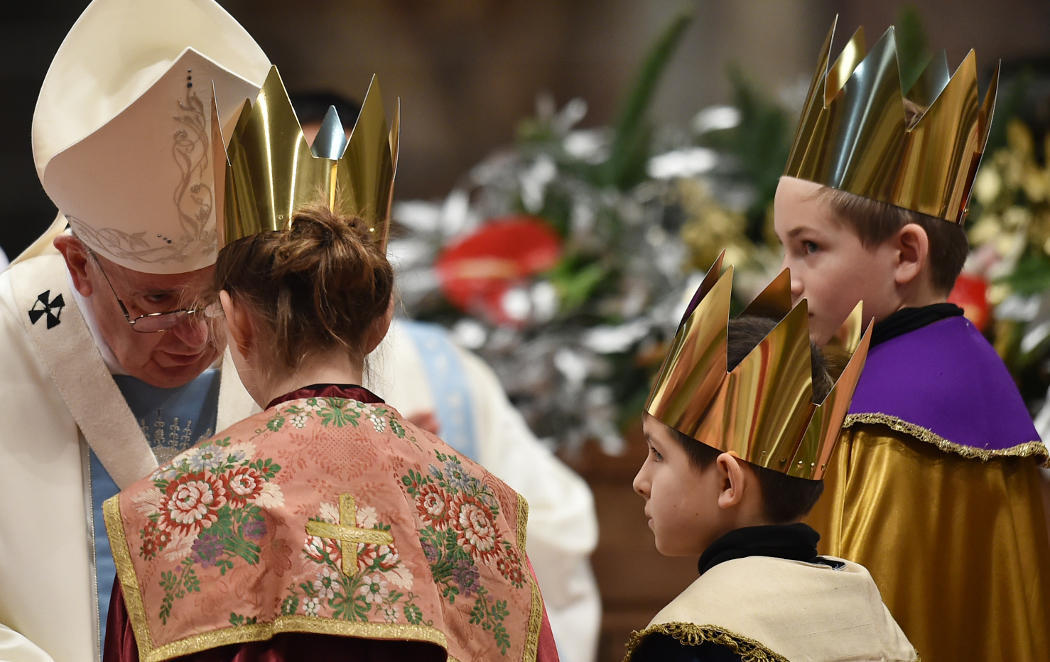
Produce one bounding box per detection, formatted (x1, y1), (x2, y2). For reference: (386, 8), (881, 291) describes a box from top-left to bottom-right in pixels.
(802, 240), (819, 254)
(649, 446), (663, 462)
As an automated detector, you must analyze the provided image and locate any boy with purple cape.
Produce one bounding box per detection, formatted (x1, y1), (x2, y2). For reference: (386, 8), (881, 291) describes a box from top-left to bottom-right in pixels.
(773, 19), (1050, 660)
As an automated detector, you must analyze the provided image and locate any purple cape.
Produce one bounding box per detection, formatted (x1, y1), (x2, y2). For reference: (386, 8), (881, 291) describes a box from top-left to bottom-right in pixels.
(847, 316), (1045, 458)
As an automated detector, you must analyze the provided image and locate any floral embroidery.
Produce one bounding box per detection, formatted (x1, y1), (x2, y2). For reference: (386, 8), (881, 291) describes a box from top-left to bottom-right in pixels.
(281, 499), (424, 624)
(401, 450), (525, 655)
(259, 398), (412, 440)
(134, 436), (283, 624)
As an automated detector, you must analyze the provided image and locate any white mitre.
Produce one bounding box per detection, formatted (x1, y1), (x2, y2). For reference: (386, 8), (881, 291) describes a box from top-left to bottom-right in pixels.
(32, 0), (270, 274)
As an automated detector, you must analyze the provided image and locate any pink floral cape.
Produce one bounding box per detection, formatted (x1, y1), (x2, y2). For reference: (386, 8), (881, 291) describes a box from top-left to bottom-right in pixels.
(104, 395), (544, 661)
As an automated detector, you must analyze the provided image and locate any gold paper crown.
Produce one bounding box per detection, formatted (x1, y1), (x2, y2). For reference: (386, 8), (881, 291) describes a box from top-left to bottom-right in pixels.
(215, 66), (400, 248)
(784, 17), (998, 224)
(646, 252), (872, 480)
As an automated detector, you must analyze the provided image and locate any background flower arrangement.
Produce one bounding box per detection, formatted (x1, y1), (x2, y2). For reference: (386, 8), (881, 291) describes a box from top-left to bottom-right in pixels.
(389, 7), (1050, 452)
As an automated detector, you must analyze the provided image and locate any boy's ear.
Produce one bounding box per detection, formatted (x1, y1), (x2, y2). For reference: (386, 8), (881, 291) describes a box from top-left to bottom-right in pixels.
(893, 223), (930, 288)
(715, 452), (748, 510)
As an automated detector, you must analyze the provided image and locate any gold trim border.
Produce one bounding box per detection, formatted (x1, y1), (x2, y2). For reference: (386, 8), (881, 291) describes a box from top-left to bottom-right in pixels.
(623, 622), (788, 662)
(104, 495), (155, 657)
(517, 492), (542, 662)
(104, 496), (450, 662)
(844, 413), (1049, 465)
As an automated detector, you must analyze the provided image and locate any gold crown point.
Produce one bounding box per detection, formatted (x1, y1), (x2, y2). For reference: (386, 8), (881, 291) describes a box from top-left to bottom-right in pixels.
(792, 319), (872, 479)
(741, 268), (792, 319)
(678, 249), (726, 325)
(825, 25), (866, 103)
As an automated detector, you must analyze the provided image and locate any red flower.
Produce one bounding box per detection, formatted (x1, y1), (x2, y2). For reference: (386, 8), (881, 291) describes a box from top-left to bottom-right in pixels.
(496, 549), (525, 587)
(450, 493), (499, 563)
(304, 531), (340, 564)
(435, 216), (562, 327)
(416, 483), (453, 530)
(139, 519), (172, 560)
(158, 471), (226, 535)
(222, 465), (265, 507)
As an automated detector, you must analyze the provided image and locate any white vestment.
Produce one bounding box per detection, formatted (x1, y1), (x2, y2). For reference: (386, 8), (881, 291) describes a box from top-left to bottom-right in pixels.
(0, 250), (255, 662)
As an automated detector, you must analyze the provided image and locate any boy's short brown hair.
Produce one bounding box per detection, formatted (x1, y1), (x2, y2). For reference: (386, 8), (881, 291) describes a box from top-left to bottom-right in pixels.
(671, 316), (830, 523)
(817, 187), (968, 295)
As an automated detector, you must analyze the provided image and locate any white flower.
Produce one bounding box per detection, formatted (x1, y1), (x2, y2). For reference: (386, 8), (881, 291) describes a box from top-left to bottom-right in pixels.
(357, 573), (389, 605)
(369, 413), (386, 433)
(185, 446), (225, 472)
(151, 465), (179, 481)
(302, 596), (320, 617)
(253, 482), (285, 509)
(386, 564), (414, 590)
(319, 501), (340, 524)
(314, 566), (339, 599)
(383, 605), (398, 622)
(290, 413), (309, 429)
(132, 487), (165, 517)
(303, 398), (324, 412)
(356, 505), (378, 529)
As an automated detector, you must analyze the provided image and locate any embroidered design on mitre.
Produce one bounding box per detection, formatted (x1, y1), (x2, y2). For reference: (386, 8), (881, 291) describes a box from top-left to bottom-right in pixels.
(32, 0), (269, 274)
(217, 66), (400, 249)
(784, 17), (998, 224)
(646, 252), (872, 480)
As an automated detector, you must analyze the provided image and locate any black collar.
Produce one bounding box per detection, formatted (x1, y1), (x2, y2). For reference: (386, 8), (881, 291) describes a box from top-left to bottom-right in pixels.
(697, 523), (835, 575)
(871, 303), (963, 347)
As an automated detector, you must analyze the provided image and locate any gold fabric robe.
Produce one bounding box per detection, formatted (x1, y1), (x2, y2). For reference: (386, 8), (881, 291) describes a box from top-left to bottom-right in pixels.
(808, 423), (1050, 661)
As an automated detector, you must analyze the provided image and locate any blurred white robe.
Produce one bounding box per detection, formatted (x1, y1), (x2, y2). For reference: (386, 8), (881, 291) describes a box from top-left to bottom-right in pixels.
(369, 320), (601, 662)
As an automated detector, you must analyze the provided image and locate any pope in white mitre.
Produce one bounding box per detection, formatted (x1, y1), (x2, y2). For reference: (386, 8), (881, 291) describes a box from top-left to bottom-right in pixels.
(0, 2), (602, 661)
(0, 1), (268, 659)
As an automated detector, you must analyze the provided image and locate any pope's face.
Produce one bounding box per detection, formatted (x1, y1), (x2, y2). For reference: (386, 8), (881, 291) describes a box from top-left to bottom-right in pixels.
(83, 253), (221, 388)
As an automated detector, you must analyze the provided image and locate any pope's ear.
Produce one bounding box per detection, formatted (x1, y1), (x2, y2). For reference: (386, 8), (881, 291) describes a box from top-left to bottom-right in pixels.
(53, 235), (93, 296)
(219, 290), (253, 355)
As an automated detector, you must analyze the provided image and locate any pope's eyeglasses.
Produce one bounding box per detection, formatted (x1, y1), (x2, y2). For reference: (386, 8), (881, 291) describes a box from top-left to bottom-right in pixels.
(87, 248), (202, 333)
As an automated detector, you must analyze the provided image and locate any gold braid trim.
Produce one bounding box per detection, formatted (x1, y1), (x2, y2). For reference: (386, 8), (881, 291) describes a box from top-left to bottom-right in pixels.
(844, 413), (1049, 466)
(518, 492), (543, 662)
(623, 623), (788, 662)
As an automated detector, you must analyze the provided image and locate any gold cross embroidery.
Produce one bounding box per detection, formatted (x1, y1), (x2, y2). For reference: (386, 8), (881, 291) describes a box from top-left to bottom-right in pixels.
(305, 494), (394, 576)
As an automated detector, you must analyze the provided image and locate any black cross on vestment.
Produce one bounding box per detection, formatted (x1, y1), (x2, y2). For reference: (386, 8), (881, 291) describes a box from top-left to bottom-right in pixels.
(28, 290), (65, 329)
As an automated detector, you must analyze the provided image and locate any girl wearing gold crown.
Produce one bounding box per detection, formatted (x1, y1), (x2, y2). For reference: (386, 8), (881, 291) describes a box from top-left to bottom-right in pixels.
(101, 68), (559, 661)
(773, 19), (1050, 661)
(625, 255), (916, 661)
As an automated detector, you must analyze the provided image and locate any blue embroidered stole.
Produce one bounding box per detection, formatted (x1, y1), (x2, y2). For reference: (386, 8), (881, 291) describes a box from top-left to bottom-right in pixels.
(401, 321), (479, 459)
(88, 368), (221, 648)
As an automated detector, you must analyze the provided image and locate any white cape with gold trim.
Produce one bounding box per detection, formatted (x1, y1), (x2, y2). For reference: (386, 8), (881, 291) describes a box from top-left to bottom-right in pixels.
(628, 555), (918, 662)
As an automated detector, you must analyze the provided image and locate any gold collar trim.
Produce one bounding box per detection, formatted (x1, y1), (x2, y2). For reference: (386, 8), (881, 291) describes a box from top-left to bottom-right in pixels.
(623, 622), (788, 662)
(844, 413), (1049, 465)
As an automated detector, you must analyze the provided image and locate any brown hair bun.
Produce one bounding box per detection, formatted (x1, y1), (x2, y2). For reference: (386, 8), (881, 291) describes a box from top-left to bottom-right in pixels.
(214, 205), (393, 371)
